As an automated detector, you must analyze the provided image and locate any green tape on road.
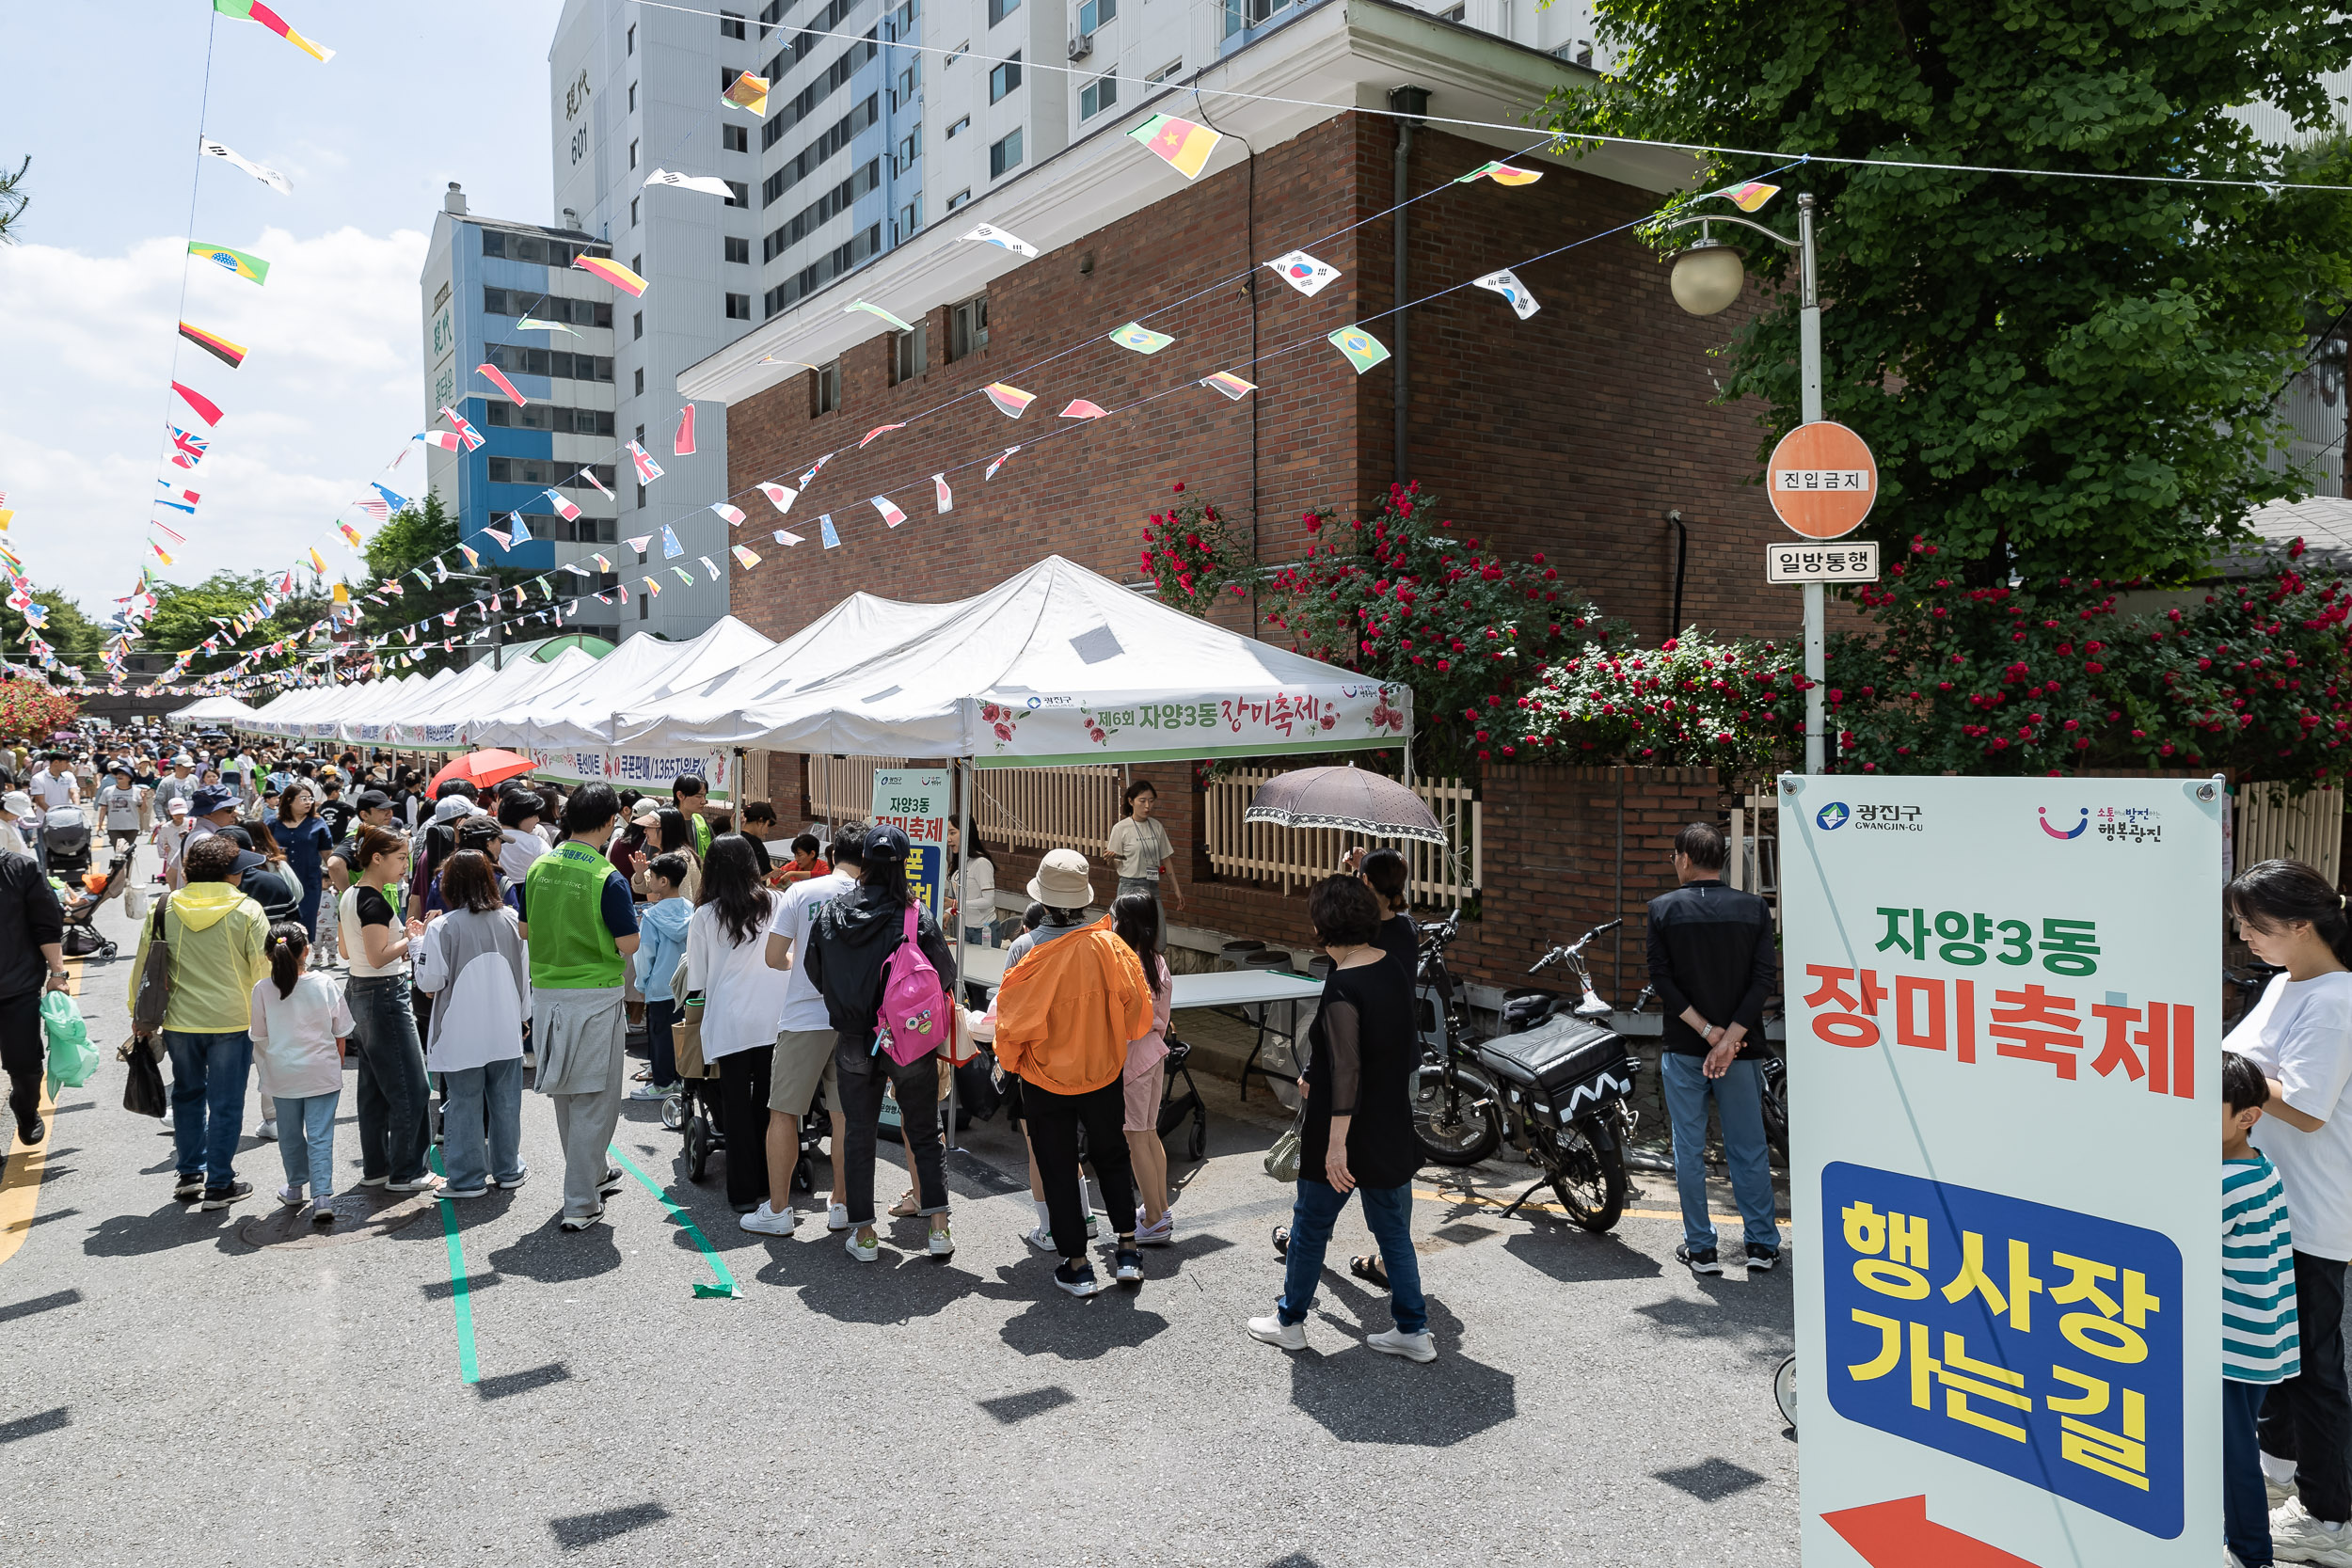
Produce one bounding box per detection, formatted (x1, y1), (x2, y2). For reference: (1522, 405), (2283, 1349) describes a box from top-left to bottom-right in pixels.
(428, 1150), (482, 1384)
(608, 1144), (741, 1299)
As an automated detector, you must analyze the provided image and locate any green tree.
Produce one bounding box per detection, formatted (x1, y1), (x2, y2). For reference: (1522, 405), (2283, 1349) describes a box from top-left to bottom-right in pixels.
(347, 491), (516, 677)
(0, 155), (27, 245)
(0, 585), (104, 668)
(143, 570), (327, 683)
(1548, 0), (2352, 582)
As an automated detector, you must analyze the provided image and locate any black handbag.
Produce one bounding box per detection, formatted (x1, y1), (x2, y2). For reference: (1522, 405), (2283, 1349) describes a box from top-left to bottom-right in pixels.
(129, 893), (174, 1042)
(120, 1040), (167, 1118)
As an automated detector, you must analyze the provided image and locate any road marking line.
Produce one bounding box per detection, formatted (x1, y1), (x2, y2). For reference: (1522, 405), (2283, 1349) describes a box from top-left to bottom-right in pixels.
(608, 1144), (741, 1298)
(427, 1150), (481, 1384)
(1413, 1186), (1788, 1227)
(0, 1080), (56, 1268)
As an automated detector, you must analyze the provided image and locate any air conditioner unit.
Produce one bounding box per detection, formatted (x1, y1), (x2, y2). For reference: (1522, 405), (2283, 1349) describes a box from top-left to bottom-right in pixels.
(1068, 31), (1093, 59)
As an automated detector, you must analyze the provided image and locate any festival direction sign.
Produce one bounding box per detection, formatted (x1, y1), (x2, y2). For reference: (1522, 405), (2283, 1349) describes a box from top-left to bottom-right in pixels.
(1768, 420), (1879, 540)
(1780, 774), (2220, 1567)
(870, 768), (948, 917)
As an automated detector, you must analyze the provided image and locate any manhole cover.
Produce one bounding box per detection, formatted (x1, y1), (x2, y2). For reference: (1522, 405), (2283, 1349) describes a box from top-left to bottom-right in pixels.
(236, 1189), (436, 1249)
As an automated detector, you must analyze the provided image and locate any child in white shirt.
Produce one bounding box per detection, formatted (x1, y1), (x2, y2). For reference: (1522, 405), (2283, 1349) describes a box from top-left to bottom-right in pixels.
(249, 922), (354, 1224)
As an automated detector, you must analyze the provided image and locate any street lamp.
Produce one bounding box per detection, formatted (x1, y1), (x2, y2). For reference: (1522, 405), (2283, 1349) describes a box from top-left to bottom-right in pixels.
(1661, 190), (1829, 773)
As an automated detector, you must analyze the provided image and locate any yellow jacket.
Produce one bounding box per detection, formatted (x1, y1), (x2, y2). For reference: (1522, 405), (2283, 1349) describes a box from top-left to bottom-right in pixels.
(128, 880), (269, 1036)
(993, 917), (1151, 1097)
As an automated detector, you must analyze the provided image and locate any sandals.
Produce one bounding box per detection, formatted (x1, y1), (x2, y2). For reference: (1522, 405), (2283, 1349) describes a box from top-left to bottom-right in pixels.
(888, 1188), (920, 1218)
(1351, 1255), (1391, 1291)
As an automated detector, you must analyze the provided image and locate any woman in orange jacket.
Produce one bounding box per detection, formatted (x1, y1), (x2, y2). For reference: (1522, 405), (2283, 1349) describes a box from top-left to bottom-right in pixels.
(993, 847), (1152, 1297)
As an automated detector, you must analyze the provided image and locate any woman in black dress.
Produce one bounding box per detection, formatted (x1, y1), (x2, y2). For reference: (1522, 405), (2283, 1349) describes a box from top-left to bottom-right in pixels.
(1248, 875), (1435, 1362)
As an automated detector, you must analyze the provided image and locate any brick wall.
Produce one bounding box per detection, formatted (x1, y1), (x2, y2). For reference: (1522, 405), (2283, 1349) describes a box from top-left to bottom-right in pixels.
(722, 112), (1794, 648)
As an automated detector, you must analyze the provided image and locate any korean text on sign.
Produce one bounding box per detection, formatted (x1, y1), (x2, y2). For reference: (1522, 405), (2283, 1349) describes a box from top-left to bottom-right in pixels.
(1776, 468), (1872, 492)
(1823, 1162), (2183, 1537)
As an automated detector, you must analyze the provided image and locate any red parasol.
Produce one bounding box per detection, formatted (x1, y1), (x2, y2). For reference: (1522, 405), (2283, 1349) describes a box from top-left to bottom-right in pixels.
(429, 749), (537, 792)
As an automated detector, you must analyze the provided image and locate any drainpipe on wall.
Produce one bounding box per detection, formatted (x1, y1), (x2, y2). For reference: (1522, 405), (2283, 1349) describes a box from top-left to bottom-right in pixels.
(1389, 85), (1430, 488)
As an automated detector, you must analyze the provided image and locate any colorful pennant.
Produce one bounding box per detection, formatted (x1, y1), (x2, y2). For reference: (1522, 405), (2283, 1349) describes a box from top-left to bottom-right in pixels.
(986, 447), (1020, 480)
(859, 423), (905, 449)
(543, 488), (581, 522)
(179, 321), (248, 369)
(628, 442), (665, 484)
(932, 475), (953, 514)
(1129, 114), (1222, 180)
(440, 405), (485, 450)
(1724, 181), (1780, 212)
(198, 137), (293, 195)
(1472, 267), (1540, 319)
(723, 71), (771, 116)
(213, 0), (333, 61)
(1327, 326), (1391, 373)
(1059, 400), (1108, 420)
(642, 169), (735, 198)
(1266, 250), (1340, 296)
(818, 515), (840, 548)
(188, 241), (269, 285)
(660, 525), (685, 559)
(959, 223), (1040, 258)
(756, 482), (798, 514)
(573, 254), (649, 297)
(167, 426), (209, 469)
(477, 363), (528, 406)
(730, 545), (760, 569)
(415, 431), (463, 451)
(1200, 371), (1256, 400)
(1108, 322), (1174, 355)
(171, 381), (224, 426)
(982, 383), (1035, 419)
(675, 404), (696, 456)
(871, 496), (907, 528)
(1456, 160), (1543, 186)
(517, 317), (580, 335)
(711, 502), (747, 526)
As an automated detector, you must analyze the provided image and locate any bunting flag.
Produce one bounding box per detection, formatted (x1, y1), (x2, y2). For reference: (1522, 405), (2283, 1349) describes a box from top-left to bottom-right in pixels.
(573, 254), (649, 297)
(642, 576), (661, 597)
(1129, 113), (1222, 180)
(564, 562), (595, 578)
(199, 136), (294, 194)
(434, 557), (450, 583)
(959, 223), (1040, 258)
(711, 502), (746, 526)
(697, 556), (723, 581)
(722, 70), (771, 116)
(171, 381), (225, 425)
(626, 534), (652, 554)
(871, 496), (907, 528)
(1327, 325), (1391, 373)
(756, 482), (798, 514)
(859, 422), (905, 449)
(1456, 159), (1543, 186)
(773, 529), (805, 546)
(460, 546), (481, 568)
(816, 514), (843, 548)
(152, 520), (187, 546)
(179, 321), (248, 369)
(932, 474), (953, 514)
(544, 487), (581, 522)
(642, 169), (735, 198)
(214, 0), (334, 60)
(167, 426), (210, 468)
(440, 405), (485, 450)
(372, 482), (411, 515)
(356, 499), (390, 522)
(1058, 400), (1108, 420)
(730, 544), (760, 569)
(517, 317), (580, 335)
(673, 566), (697, 587)
(415, 431), (463, 451)
(1200, 371), (1257, 400)
(154, 485), (200, 514)
(477, 363), (528, 406)
(442, 610), (460, 626)
(846, 300), (917, 333)
(986, 447), (1020, 481)
(797, 452), (834, 488)
(151, 543), (176, 566)
(675, 404), (697, 456)
(309, 547), (327, 573)
(660, 525), (685, 559)
(507, 512), (534, 544)
(1108, 322), (1175, 355)
(982, 383), (1035, 419)
(338, 522), (365, 548)
(592, 552), (614, 571)
(628, 441), (664, 483)
(1265, 250), (1341, 296)
(1472, 267), (1540, 319)
(409, 568), (432, 587)
(189, 241), (270, 285)
(1723, 180), (1780, 212)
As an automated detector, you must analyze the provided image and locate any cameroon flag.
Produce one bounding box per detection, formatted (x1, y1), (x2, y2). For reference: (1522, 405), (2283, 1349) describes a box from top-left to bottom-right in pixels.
(1128, 114), (1222, 181)
(214, 0), (334, 62)
(189, 241), (270, 284)
(179, 321), (248, 369)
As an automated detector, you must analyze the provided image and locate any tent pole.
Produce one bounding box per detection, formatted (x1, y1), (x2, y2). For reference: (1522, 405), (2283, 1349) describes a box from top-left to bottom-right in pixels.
(949, 754), (972, 1155)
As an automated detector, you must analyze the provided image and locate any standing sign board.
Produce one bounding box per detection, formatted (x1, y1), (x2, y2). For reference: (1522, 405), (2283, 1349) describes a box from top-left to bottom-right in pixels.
(1767, 542), (1880, 584)
(870, 768), (948, 918)
(1781, 774), (2220, 1566)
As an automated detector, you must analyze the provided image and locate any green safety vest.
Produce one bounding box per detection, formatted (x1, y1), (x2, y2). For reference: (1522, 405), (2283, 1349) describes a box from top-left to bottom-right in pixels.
(691, 813), (711, 859)
(525, 840), (626, 990)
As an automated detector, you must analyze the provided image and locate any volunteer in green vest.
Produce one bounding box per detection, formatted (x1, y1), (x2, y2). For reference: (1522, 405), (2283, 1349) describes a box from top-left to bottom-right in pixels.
(673, 774), (713, 860)
(519, 782), (643, 1232)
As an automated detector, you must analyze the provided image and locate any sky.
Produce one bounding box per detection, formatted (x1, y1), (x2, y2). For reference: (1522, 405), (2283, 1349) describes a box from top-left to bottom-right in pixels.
(0, 0), (569, 646)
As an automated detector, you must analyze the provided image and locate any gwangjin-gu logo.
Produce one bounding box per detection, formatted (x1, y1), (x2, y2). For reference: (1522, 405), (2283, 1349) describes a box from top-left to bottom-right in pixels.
(2039, 806), (2090, 840)
(1817, 801), (1851, 831)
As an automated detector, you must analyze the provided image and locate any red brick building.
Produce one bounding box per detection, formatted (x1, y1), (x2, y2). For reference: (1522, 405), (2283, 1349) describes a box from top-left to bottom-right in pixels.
(679, 0), (1801, 992)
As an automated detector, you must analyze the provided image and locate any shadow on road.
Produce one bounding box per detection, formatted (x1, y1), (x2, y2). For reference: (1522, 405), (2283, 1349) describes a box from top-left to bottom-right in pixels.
(548, 1500), (669, 1551)
(485, 1220), (623, 1282)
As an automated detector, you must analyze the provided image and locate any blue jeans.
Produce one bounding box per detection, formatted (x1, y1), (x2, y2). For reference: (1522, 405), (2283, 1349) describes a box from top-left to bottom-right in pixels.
(438, 1057), (524, 1191)
(1659, 1052), (1780, 1256)
(274, 1090), (339, 1198)
(2227, 1378), (2276, 1565)
(1277, 1179), (1426, 1336)
(346, 975), (431, 1184)
(166, 1029), (252, 1188)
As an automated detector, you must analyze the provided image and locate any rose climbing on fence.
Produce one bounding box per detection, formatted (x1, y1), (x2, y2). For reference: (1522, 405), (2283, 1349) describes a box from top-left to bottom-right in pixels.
(1507, 630), (1805, 771)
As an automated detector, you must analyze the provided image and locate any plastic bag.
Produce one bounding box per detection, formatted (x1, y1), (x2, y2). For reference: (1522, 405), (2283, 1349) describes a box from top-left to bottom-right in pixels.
(42, 989), (98, 1091)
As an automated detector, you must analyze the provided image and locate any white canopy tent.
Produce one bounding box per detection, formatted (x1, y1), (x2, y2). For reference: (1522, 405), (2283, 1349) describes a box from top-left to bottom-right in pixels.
(167, 695), (264, 726)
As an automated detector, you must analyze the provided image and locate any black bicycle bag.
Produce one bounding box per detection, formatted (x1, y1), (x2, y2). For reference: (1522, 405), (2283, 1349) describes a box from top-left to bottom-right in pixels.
(1475, 1016), (1637, 1126)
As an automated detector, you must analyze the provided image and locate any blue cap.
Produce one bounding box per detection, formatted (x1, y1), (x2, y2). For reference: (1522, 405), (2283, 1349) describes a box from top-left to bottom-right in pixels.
(190, 786), (236, 816)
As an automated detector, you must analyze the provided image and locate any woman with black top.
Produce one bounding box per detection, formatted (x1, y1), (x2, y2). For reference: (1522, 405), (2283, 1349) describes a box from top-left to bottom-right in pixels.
(1248, 875), (1434, 1362)
(1357, 847), (1418, 979)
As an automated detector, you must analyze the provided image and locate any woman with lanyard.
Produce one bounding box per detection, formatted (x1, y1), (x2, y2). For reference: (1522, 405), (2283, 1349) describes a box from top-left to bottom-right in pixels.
(1104, 780), (1183, 942)
(268, 780), (334, 938)
(338, 827), (439, 1196)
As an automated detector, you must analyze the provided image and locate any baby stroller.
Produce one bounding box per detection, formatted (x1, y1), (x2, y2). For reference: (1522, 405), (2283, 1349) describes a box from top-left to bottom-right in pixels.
(42, 805), (92, 878)
(58, 865), (128, 960)
(656, 990), (729, 1182)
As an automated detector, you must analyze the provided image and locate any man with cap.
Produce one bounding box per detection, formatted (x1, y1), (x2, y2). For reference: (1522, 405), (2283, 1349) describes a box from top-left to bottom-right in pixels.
(96, 763), (148, 873)
(173, 786), (240, 891)
(155, 797), (192, 887)
(315, 768), (355, 845)
(152, 755), (199, 819)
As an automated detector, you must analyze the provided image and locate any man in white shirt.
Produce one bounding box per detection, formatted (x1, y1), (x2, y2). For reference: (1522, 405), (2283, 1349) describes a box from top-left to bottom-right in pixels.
(96, 765), (148, 871)
(760, 823), (866, 1231)
(26, 754), (78, 874)
(152, 757), (200, 818)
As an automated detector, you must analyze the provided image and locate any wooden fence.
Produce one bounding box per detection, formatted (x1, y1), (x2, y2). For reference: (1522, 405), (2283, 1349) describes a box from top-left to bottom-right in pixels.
(1203, 768), (1482, 906)
(967, 764), (1123, 853)
(2238, 783), (2344, 884)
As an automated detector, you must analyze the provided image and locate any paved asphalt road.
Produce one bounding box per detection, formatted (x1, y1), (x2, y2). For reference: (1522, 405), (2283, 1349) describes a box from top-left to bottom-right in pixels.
(1, 847), (1798, 1567)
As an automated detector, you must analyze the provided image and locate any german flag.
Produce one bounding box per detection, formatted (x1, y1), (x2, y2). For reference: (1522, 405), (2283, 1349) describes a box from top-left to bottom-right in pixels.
(179, 321), (248, 370)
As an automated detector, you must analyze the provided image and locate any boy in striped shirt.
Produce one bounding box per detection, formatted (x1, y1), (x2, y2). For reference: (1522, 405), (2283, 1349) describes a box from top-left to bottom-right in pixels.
(2226, 1050), (2302, 1568)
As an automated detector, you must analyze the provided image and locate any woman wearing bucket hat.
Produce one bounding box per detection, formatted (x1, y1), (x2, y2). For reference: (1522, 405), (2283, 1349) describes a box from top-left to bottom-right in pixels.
(993, 847), (1152, 1296)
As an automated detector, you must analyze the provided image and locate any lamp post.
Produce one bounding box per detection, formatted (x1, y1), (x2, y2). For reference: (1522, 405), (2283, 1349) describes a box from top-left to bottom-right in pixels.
(1661, 191), (1827, 773)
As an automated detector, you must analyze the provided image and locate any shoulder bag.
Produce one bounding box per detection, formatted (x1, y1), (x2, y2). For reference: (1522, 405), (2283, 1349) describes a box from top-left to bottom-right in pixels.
(128, 892), (174, 1052)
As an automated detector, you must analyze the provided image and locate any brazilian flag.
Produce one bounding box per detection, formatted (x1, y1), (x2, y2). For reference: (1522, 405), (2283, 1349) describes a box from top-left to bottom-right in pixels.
(188, 242), (269, 286)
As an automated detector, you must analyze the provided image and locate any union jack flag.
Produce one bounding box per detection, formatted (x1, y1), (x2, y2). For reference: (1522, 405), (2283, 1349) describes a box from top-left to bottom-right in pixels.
(168, 425), (209, 469)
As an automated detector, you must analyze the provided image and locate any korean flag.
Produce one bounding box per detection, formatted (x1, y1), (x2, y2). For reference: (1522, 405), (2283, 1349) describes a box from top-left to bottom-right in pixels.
(1472, 267), (1540, 320)
(1265, 249), (1341, 297)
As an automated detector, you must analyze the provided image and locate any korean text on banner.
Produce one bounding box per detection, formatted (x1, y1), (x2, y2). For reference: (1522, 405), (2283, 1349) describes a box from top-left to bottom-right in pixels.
(870, 768), (948, 919)
(1781, 773), (2222, 1566)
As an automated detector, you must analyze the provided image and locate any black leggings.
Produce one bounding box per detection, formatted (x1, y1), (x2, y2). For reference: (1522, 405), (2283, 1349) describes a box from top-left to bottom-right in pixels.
(2265, 1249), (2352, 1522)
(716, 1045), (773, 1209)
(1024, 1079), (1136, 1260)
(0, 990), (41, 1132)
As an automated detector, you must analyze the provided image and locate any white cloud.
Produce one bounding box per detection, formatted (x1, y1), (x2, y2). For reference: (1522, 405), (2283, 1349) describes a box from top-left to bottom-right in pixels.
(0, 225), (430, 633)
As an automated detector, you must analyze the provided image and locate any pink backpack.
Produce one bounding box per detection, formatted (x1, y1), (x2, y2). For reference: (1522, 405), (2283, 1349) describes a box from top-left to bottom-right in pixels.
(875, 904), (947, 1066)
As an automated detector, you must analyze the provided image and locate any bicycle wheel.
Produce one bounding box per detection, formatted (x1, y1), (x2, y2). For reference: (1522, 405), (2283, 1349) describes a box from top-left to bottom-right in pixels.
(1546, 1117), (1628, 1233)
(1409, 1062), (1501, 1166)
(1773, 1354), (1797, 1431)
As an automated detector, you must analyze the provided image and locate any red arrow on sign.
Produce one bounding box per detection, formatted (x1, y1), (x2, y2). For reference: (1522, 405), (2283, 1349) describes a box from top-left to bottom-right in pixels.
(1822, 1496), (2043, 1567)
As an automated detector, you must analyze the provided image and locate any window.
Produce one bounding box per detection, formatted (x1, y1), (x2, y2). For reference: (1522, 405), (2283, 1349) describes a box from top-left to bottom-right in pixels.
(481, 230), (505, 258)
(628, 81), (637, 111)
(896, 127), (921, 175)
(896, 196), (921, 242)
(949, 293), (988, 358)
(485, 403), (615, 435)
(723, 122), (750, 152)
(1440, 2), (1463, 18)
(633, 367), (645, 394)
(988, 0), (1019, 24)
(1078, 0), (1115, 32)
(989, 127), (1023, 178)
(721, 8), (746, 37)
(760, 224), (882, 316)
(1150, 56), (1183, 81)
(894, 60), (919, 111)
(947, 40), (969, 63)
(725, 235), (751, 263)
(723, 67), (740, 92)
(725, 293), (752, 320)
(814, 360), (841, 415)
(724, 180), (750, 207)
(632, 311), (644, 341)
(627, 23), (635, 53)
(641, 594), (649, 621)
(630, 197), (640, 227)
(633, 254), (642, 275)
(759, 159), (882, 261)
(1080, 68), (1117, 119)
(628, 138), (639, 169)
(989, 54), (1022, 102)
(946, 115), (970, 139)
(895, 322), (927, 382)
(946, 187), (972, 211)
(761, 94), (878, 206)
(484, 342), (614, 379)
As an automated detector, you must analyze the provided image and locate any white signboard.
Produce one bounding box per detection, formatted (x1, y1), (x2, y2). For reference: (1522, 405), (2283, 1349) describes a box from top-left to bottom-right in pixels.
(1781, 773), (2221, 1566)
(967, 683), (1409, 767)
(870, 768), (948, 916)
(1768, 542), (1880, 584)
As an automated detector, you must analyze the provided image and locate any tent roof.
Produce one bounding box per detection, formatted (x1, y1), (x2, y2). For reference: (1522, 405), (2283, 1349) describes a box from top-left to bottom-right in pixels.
(472, 618), (773, 751)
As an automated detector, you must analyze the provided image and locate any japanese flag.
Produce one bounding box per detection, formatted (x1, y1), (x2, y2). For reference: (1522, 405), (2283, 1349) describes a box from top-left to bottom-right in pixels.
(756, 482), (797, 514)
(933, 475), (953, 514)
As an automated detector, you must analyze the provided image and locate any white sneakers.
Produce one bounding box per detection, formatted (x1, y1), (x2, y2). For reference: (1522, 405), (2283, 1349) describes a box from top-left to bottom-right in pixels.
(845, 1229), (881, 1262)
(739, 1202), (797, 1236)
(1366, 1328), (1438, 1363)
(2272, 1499), (2352, 1567)
(1246, 1316), (1438, 1361)
(826, 1203), (850, 1231)
(927, 1226), (955, 1258)
(1248, 1315), (1309, 1351)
